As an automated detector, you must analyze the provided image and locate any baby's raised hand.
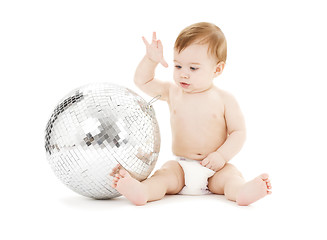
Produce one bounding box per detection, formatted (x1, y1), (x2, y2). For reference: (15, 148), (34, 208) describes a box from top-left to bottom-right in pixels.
(201, 152), (226, 172)
(142, 32), (168, 68)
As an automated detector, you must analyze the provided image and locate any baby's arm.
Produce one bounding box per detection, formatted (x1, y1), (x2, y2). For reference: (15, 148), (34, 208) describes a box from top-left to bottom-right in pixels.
(201, 91), (246, 171)
(218, 92), (246, 162)
(134, 32), (172, 101)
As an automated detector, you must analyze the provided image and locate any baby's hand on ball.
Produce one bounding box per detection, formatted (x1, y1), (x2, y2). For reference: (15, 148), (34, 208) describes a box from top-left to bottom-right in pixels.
(142, 32), (168, 68)
(201, 152), (226, 172)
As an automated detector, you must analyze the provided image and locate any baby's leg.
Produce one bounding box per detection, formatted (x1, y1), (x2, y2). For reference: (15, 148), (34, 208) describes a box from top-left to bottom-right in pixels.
(111, 160), (185, 206)
(207, 163), (272, 206)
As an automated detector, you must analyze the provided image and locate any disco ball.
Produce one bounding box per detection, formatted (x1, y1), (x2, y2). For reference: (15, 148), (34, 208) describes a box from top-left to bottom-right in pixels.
(45, 83), (160, 199)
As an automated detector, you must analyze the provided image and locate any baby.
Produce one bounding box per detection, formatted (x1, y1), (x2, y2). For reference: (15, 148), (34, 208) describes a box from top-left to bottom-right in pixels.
(110, 22), (271, 206)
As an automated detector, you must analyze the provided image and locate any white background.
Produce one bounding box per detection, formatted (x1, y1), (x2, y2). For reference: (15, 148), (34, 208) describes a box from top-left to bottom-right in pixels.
(1, 0), (326, 239)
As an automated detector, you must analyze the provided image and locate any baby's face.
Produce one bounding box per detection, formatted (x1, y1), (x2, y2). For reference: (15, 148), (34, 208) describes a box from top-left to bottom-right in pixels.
(173, 44), (220, 93)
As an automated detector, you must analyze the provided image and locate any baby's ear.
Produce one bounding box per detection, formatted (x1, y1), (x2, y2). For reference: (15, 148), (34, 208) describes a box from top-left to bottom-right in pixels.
(214, 62), (225, 77)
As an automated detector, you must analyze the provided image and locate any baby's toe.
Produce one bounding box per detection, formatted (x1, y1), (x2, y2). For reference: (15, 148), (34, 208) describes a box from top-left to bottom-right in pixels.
(119, 169), (128, 177)
(260, 173), (269, 181)
(110, 164), (121, 176)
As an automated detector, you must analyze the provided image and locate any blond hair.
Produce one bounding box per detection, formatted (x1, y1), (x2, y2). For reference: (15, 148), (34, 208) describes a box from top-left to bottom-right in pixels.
(174, 22), (227, 63)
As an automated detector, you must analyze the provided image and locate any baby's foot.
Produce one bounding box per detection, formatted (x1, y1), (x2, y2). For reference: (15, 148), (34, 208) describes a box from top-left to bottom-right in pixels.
(110, 165), (148, 206)
(236, 173), (272, 206)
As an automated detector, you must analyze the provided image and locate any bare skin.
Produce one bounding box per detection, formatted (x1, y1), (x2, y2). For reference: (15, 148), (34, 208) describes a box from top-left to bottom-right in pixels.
(110, 32), (272, 206)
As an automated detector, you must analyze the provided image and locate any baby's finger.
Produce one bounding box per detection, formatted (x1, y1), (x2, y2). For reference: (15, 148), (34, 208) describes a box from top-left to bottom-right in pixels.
(160, 59), (168, 68)
(152, 32), (157, 42)
(157, 39), (163, 49)
(142, 36), (149, 47)
(201, 158), (208, 166)
(206, 163), (213, 170)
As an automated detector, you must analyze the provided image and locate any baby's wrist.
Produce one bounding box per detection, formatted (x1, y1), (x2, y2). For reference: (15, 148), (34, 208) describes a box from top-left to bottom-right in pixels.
(216, 151), (227, 163)
(144, 55), (160, 65)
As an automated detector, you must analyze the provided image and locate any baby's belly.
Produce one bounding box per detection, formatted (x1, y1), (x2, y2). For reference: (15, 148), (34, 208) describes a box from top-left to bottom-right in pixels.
(171, 125), (227, 161)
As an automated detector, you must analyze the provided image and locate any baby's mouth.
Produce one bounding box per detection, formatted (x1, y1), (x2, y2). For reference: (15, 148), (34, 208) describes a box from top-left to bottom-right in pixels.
(180, 82), (190, 88)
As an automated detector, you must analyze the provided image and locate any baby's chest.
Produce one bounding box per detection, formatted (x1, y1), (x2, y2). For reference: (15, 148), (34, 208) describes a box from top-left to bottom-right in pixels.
(170, 97), (225, 124)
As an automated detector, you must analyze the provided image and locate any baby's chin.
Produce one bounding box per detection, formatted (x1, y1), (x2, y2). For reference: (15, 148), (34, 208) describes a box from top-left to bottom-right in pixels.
(184, 86), (213, 94)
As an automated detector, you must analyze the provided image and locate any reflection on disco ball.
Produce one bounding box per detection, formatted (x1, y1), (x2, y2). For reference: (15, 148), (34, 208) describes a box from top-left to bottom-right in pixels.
(45, 83), (160, 199)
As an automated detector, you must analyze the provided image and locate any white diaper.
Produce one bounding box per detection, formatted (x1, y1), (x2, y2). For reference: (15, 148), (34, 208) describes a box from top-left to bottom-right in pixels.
(176, 156), (215, 195)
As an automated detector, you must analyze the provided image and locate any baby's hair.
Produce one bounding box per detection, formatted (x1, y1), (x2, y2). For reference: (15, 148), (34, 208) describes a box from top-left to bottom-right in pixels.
(174, 22), (227, 63)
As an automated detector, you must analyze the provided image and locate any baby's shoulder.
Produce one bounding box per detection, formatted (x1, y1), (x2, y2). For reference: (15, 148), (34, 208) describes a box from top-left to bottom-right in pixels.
(215, 88), (242, 112)
(214, 87), (236, 102)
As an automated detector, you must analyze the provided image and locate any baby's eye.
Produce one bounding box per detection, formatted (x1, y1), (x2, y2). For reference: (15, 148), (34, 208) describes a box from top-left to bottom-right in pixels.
(175, 65), (182, 69)
(190, 67), (198, 71)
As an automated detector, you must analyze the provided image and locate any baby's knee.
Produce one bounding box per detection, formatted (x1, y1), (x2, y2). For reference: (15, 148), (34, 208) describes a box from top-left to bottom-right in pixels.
(159, 160), (185, 193)
(162, 160), (180, 168)
(222, 163), (243, 178)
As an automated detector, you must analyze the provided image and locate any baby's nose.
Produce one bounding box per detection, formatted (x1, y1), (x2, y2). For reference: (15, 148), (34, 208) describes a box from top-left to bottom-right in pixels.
(181, 73), (190, 79)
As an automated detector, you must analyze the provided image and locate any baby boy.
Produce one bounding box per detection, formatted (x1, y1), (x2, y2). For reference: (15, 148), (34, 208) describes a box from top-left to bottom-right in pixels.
(110, 22), (271, 206)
